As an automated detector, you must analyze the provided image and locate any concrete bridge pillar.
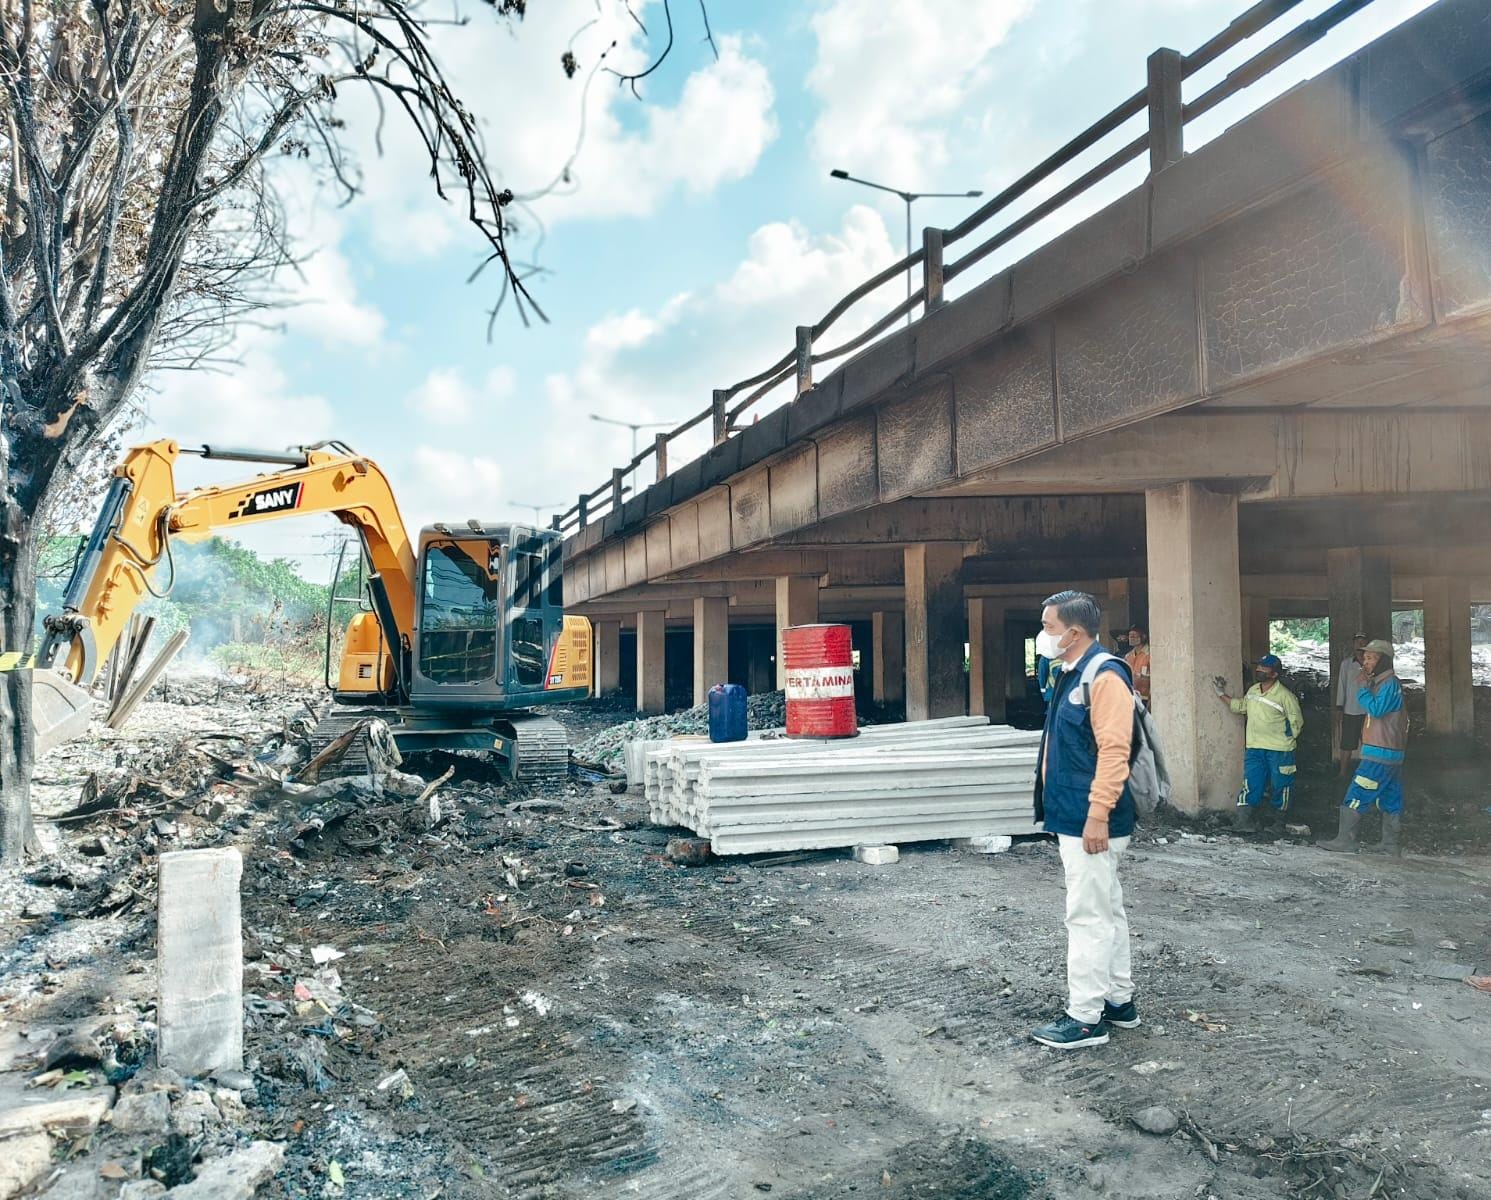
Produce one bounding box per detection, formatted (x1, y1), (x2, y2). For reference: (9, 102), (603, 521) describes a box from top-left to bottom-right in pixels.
(1107, 578), (1149, 640)
(904, 544), (967, 722)
(1327, 548), (1391, 683)
(594, 620), (621, 697)
(1146, 483), (1243, 814)
(693, 596), (730, 708)
(636, 609), (667, 713)
(1242, 596), (1272, 665)
(1423, 576), (1474, 736)
(967, 598), (1007, 722)
(775, 576), (819, 690)
(872, 611), (905, 706)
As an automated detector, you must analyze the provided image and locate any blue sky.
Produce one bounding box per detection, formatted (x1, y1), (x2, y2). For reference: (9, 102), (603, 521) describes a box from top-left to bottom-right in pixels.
(141, 0), (1434, 579)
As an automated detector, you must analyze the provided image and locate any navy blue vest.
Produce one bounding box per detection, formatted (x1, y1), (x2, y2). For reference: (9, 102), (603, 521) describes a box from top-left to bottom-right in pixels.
(1034, 644), (1137, 838)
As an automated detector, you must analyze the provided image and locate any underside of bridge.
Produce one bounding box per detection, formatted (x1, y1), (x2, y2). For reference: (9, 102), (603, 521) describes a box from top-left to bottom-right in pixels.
(561, 0), (1491, 814)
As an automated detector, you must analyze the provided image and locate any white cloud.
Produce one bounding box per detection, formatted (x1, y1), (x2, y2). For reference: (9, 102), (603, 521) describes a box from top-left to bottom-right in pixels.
(145, 328), (337, 451)
(409, 446), (505, 523)
(339, 7), (777, 260)
(256, 162), (388, 348)
(807, 0), (1035, 185)
(407, 365), (516, 424)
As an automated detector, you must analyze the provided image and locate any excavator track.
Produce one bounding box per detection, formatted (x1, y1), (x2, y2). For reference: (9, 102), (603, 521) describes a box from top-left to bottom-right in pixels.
(502, 713), (571, 784)
(305, 705), (571, 783)
(305, 706), (404, 778)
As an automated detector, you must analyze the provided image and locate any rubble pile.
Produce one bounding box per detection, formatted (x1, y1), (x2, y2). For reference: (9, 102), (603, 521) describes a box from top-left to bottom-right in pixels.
(2, 673), (654, 1198)
(0, 676), (334, 1198)
(576, 689), (789, 767)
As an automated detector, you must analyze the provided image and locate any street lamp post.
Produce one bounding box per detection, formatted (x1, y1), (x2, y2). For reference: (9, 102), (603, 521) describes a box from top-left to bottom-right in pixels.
(588, 413), (676, 458)
(829, 170), (981, 326)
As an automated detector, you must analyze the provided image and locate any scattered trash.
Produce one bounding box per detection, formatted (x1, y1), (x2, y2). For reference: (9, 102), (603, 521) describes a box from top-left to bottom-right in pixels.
(1370, 927), (1416, 946)
(1130, 1060), (1178, 1076)
(666, 837), (712, 867)
(1183, 1010), (1227, 1033)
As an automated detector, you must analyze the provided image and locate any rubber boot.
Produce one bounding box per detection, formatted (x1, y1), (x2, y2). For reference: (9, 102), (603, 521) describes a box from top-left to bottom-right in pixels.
(1233, 805), (1259, 833)
(1317, 806), (1362, 853)
(1366, 812), (1402, 858)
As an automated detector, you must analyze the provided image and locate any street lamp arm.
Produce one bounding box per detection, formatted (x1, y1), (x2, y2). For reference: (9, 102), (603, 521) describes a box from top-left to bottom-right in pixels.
(829, 169), (910, 201)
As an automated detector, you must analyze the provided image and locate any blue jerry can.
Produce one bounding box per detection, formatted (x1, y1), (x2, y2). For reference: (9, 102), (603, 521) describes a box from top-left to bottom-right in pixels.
(708, 683), (748, 743)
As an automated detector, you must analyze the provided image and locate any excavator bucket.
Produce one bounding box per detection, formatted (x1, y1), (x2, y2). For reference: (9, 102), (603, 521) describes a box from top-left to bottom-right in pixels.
(33, 672), (95, 759)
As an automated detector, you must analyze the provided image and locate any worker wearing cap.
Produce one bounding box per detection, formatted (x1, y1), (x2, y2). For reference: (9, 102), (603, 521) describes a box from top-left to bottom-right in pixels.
(1320, 639), (1406, 856)
(1216, 654), (1303, 832)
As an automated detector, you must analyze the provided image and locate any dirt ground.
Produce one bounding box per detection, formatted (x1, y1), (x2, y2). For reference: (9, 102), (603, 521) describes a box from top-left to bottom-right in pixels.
(2, 681), (1490, 1199)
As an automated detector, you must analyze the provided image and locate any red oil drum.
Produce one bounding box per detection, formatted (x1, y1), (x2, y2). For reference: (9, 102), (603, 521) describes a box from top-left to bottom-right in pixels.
(782, 623), (858, 738)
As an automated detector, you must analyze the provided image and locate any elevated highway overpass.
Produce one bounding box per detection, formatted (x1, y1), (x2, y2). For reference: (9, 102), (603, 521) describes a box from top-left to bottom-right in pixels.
(556, 0), (1491, 812)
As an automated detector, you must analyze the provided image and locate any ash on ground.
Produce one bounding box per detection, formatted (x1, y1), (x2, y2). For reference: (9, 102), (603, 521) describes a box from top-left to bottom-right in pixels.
(1, 670), (1489, 1200)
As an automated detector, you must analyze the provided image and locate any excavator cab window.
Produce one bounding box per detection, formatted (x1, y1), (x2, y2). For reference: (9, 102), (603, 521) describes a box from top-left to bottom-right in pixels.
(545, 543), (563, 607)
(418, 540), (500, 684)
(506, 538), (549, 691)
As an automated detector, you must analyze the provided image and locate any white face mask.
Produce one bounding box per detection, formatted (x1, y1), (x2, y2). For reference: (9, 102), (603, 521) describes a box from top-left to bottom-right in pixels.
(1035, 628), (1072, 661)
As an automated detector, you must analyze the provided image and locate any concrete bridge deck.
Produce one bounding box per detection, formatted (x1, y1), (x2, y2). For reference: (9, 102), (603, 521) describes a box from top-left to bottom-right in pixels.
(559, 0), (1491, 813)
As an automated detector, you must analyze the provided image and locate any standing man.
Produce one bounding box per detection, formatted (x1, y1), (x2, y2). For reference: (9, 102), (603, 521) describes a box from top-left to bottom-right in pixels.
(1124, 624), (1152, 709)
(1334, 633), (1368, 779)
(1030, 590), (1138, 1050)
(1217, 653), (1304, 832)
(1320, 639), (1406, 856)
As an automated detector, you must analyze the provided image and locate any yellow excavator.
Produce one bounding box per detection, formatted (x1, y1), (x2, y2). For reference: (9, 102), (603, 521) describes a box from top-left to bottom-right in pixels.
(34, 439), (593, 779)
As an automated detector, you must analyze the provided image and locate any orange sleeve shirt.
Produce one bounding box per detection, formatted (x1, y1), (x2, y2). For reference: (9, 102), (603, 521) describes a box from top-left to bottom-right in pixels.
(1087, 670), (1134, 817)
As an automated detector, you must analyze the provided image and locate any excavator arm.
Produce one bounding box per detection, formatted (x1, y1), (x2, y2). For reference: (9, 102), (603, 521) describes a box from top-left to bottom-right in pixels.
(39, 439), (419, 693)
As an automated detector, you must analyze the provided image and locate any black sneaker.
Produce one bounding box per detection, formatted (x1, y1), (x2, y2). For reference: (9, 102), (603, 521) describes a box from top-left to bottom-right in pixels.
(1031, 1014), (1109, 1050)
(1103, 998), (1141, 1029)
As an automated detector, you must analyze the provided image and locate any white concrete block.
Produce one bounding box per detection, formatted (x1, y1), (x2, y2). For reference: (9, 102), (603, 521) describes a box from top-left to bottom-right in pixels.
(853, 844), (900, 865)
(0, 1132), (52, 1199)
(170, 1141), (285, 1199)
(957, 835), (1013, 854)
(157, 849), (243, 1076)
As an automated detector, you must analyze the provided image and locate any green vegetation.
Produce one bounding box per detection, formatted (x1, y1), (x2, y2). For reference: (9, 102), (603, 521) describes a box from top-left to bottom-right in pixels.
(37, 536), (364, 684)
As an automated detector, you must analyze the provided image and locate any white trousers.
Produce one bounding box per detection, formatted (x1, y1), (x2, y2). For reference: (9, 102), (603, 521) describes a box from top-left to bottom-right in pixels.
(1057, 834), (1133, 1023)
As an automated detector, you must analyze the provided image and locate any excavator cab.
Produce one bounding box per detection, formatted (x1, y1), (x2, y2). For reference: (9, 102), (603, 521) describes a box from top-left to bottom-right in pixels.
(333, 522), (591, 711)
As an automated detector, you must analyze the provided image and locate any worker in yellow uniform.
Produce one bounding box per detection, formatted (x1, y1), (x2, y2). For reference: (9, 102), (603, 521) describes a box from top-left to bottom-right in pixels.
(1216, 654), (1304, 832)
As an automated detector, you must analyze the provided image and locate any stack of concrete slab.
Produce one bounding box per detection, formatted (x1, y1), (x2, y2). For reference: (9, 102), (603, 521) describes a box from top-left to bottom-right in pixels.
(637, 716), (1043, 854)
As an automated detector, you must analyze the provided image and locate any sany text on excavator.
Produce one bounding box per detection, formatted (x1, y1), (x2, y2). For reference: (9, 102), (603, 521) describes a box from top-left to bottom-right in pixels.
(34, 439), (592, 779)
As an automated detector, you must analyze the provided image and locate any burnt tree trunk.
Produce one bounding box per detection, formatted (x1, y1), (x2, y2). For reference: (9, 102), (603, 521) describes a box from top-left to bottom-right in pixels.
(0, 492), (41, 863)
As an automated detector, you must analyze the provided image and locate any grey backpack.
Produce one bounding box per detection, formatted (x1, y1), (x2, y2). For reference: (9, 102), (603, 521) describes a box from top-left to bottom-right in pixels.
(1076, 653), (1171, 821)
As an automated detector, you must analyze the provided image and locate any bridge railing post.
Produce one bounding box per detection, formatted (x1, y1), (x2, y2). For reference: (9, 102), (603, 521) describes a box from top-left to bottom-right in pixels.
(712, 390), (729, 444)
(795, 326), (813, 396)
(577, 494), (588, 531)
(611, 468), (625, 513)
(922, 227), (945, 312)
(654, 432), (668, 481)
(1146, 47), (1184, 174)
